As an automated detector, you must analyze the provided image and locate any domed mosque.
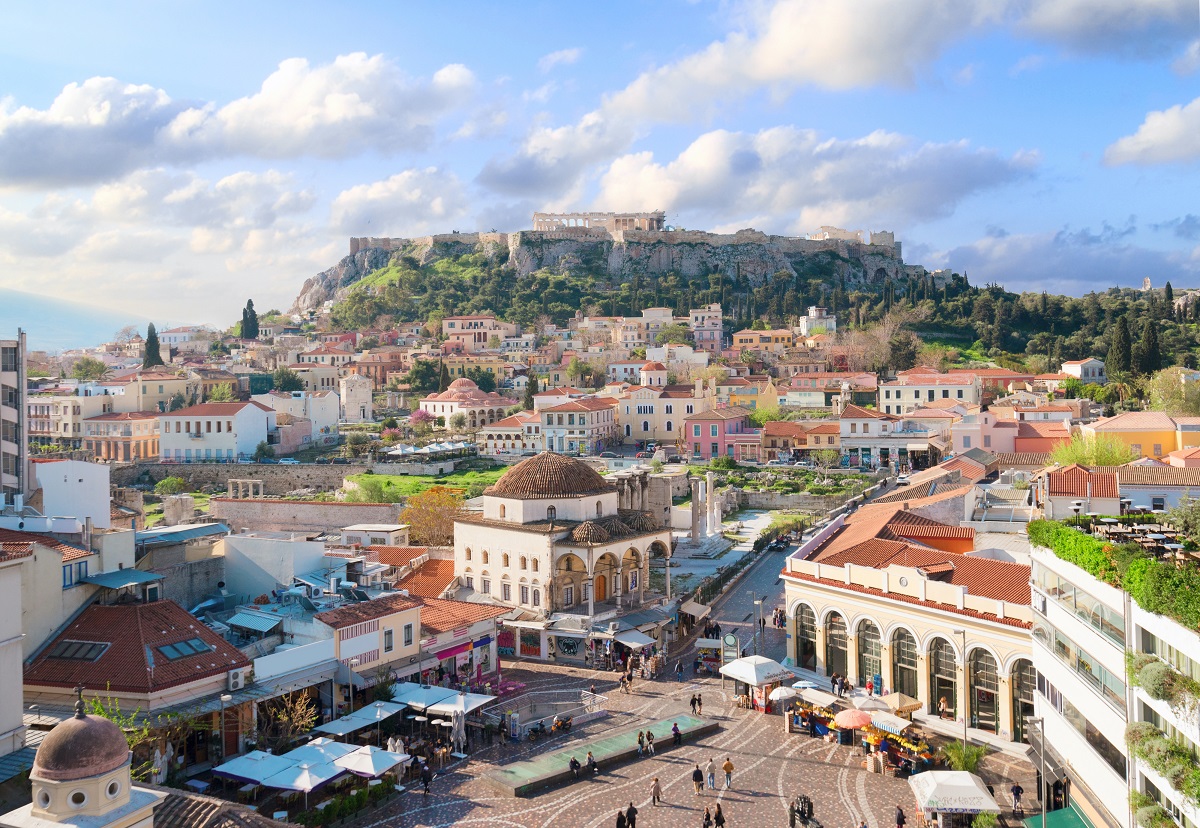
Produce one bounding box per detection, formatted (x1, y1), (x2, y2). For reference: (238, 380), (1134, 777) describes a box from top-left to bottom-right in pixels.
(451, 452), (674, 663)
(1, 689), (284, 827)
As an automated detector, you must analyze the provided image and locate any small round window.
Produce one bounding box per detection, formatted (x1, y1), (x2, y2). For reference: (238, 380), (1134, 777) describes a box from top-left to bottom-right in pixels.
(36, 790), (50, 808)
(106, 780), (121, 799)
(69, 791), (87, 808)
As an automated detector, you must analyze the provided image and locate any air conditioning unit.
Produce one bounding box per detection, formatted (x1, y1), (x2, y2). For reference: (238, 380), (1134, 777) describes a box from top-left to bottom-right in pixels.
(228, 668), (246, 691)
(308, 585), (323, 599)
(608, 622), (620, 634)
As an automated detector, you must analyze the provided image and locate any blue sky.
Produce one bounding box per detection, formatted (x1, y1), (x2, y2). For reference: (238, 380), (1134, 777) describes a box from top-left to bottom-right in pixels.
(0, 0), (1198, 329)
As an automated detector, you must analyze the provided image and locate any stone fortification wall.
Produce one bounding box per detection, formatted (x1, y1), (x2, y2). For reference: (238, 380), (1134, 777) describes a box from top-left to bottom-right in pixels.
(111, 462), (368, 495)
(151, 555), (226, 612)
(210, 498), (404, 534)
(735, 491), (849, 511)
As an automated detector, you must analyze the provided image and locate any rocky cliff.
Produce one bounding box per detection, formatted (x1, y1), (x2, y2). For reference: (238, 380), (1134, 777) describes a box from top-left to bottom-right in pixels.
(291, 228), (926, 314)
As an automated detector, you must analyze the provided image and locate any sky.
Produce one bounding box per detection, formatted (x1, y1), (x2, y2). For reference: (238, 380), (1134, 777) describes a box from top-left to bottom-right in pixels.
(1, 0), (1199, 335)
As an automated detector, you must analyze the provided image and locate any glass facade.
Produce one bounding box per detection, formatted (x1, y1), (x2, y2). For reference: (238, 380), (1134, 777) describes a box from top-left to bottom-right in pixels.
(929, 637), (958, 719)
(795, 604), (817, 671)
(1033, 622), (1126, 711)
(857, 620), (881, 686)
(968, 649), (999, 733)
(1032, 562), (1124, 646)
(825, 612), (848, 676)
(892, 628), (919, 697)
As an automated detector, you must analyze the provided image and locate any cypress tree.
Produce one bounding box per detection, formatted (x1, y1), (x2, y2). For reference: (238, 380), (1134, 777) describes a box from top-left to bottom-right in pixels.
(523, 373), (539, 410)
(1166, 281), (1174, 304)
(242, 300), (259, 340)
(1107, 316), (1132, 375)
(142, 323), (165, 368)
(438, 360), (450, 392)
(1134, 318), (1161, 376)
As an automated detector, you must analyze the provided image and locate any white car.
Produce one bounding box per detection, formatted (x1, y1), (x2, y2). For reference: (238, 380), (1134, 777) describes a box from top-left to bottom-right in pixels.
(896, 473), (911, 485)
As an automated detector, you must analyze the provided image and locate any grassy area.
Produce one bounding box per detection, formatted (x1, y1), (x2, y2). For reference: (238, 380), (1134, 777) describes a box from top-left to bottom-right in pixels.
(143, 492), (213, 528)
(347, 467), (506, 499)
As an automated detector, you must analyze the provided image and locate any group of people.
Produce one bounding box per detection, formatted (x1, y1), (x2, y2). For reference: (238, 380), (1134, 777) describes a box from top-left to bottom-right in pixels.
(613, 801), (638, 828)
(568, 751), (599, 778)
(702, 619), (724, 639)
(771, 608), (786, 629)
(829, 673), (852, 698)
(617, 668), (638, 694)
(689, 693), (705, 715)
(787, 794), (816, 827)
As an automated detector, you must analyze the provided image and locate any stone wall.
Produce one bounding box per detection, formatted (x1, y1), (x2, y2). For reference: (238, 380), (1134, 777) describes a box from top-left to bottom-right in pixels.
(111, 462), (368, 495)
(735, 491), (850, 511)
(210, 498), (405, 534)
(150, 555), (226, 612)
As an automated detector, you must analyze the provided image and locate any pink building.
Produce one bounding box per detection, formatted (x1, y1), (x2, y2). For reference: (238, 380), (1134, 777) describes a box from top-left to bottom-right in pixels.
(683, 406), (761, 461)
(951, 409), (1017, 455)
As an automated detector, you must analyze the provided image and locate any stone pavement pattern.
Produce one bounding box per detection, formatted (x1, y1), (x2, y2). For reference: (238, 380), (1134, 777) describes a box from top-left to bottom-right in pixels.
(358, 661), (916, 828)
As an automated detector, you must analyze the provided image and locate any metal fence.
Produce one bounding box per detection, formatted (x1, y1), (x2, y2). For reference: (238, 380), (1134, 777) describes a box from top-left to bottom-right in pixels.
(480, 689), (608, 737)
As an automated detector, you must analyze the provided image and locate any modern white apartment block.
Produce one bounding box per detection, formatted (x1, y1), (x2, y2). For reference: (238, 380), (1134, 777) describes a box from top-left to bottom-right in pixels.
(159, 401), (277, 462)
(0, 331), (27, 501)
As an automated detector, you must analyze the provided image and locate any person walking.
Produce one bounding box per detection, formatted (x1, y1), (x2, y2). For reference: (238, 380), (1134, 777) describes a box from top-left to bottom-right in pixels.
(616, 810), (627, 828)
(1011, 782), (1025, 815)
(859, 820), (869, 828)
(714, 803), (726, 828)
(692, 763), (705, 794)
(626, 801), (639, 828)
(722, 756), (734, 788)
(705, 756), (716, 789)
(789, 798), (800, 828)
(690, 694), (698, 714)
(696, 693), (703, 716)
(896, 804), (908, 828)
(637, 730), (645, 756)
(676, 661), (684, 682)
(650, 776), (663, 806)
(702, 806), (713, 828)
(866, 678), (874, 697)
(420, 762), (432, 795)
(830, 673), (839, 694)
(646, 729), (655, 755)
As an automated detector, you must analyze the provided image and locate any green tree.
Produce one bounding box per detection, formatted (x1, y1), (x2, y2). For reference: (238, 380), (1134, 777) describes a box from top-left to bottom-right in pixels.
(345, 432), (373, 457)
(1134, 318), (1162, 376)
(565, 356), (586, 384)
(241, 300), (259, 340)
(523, 373), (539, 410)
(1146, 367), (1200, 415)
(655, 323), (691, 344)
(252, 441), (275, 461)
(1050, 433), (1136, 466)
(886, 332), (920, 371)
(167, 391), (187, 411)
(71, 356), (109, 381)
(449, 412), (468, 432)
(405, 360), (440, 393)
(142, 323), (165, 368)
(438, 361), (450, 391)
(1108, 316), (1132, 375)
(1165, 281), (1174, 304)
(154, 476), (187, 495)
(464, 366), (496, 393)
(206, 383), (235, 402)
(272, 366), (304, 392)
(938, 740), (989, 774)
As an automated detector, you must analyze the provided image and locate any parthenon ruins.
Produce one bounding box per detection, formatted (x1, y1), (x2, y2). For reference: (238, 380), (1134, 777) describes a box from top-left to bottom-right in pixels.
(531, 211), (666, 233)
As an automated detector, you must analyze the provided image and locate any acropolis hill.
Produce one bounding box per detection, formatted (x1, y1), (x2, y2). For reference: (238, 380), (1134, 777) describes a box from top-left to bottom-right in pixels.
(292, 212), (926, 314)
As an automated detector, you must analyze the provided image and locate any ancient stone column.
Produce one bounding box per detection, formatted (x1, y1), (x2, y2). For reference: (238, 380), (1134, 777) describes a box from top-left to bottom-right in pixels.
(690, 478), (701, 544)
(706, 471), (717, 537)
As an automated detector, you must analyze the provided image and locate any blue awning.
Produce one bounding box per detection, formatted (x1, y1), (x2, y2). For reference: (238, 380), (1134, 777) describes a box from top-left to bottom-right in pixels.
(83, 569), (163, 590)
(135, 523), (229, 548)
(226, 611), (284, 634)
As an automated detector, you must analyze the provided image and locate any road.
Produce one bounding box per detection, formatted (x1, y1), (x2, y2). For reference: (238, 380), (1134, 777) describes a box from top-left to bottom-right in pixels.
(695, 538), (794, 665)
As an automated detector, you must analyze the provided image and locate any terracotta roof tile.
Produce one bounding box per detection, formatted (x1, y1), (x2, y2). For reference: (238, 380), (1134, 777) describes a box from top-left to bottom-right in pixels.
(395, 559), (456, 598)
(369, 546), (429, 567)
(486, 452), (614, 499)
(25, 601), (249, 694)
(841, 404), (895, 420)
(995, 452), (1051, 467)
(1048, 464), (1119, 498)
(315, 593), (422, 629)
(1017, 421), (1070, 439)
(0, 528), (93, 562)
(417, 597), (509, 635)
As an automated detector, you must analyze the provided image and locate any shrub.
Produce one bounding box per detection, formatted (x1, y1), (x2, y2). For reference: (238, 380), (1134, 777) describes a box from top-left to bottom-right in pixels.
(709, 456), (738, 470)
(154, 476), (187, 496)
(1139, 660), (1174, 701)
(937, 740), (989, 773)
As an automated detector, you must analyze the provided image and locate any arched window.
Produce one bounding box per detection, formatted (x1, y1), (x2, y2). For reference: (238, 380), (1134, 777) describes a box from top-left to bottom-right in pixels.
(891, 628), (918, 697)
(856, 620), (881, 687)
(520, 556), (527, 570)
(642, 420), (650, 433)
(464, 547), (472, 561)
(1011, 658), (1036, 743)
(968, 649), (999, 732)
(499, 504), (506, 519)
(503, 553), (510, 567)
(596, 501), (603, 516)
(625, 424), (631, 437)
(546, 506), (557, 521)
(795, 605), (817, 671)
(532, 588), (541, 607)
(482, 550), (489, 564)
(665, 420), (673, 433)
(532, 558), (540, 572)
(824, 612), (848, 676)
(929, 638), (958, 720)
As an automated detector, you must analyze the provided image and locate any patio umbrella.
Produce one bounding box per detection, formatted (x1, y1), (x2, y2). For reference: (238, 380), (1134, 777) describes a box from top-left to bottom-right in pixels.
(833, 709), (873, 729)
(791, 679), (818, 690)
(853, 695), (890, 712)
(262, 761), (344, 809)
(718, 655), (794, 686)
(768, 686), (798, 701)
(882, 693), (923, 715)
(333, 745), (409, 779)
(283, 739), (356, 766)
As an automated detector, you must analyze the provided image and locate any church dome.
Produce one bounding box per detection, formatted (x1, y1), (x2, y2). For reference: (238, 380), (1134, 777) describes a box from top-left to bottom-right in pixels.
(572, 521), (611, 544)
(486, 451), (614, 500)
(446, 378), (478, 391)
(33, 707), (130, 782)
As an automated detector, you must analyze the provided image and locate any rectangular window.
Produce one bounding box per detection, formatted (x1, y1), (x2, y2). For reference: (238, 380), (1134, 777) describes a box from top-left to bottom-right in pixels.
(1131, 443), (1142, 455)
(1152, 496), (1166, 511)
(665, 404), (673, 414)
(1153, 444), (1162, 457)
(465, 575), (474, 589)
(564, 585), (574, 606)
(403, 623), (414, 647)
(502, 583), (512, 601)
(62, 565), (73, 589)
(850, 423), (857, 433)
(710, 425), (718, 437)
(206, 420), (212, 432)
(693, 425), (700, 437)
(963, 436), (971, 448)
(984, 435), (991, 448)
(384, 629), (394, 653)
(942, 390), (949, 398)
(520, 585), (529, 604)
(957, 390), (964, 398)
(481, 578), (491, 595)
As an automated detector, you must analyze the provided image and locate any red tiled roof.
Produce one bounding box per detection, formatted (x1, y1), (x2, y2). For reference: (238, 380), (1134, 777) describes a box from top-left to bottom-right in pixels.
(542, 398), (613, 412)
(85, 411), (161, 421)
(315, 593), (422, 629)
(1016, 421), (1069, 439)
(806, 423), (840, 434)
(938, 456), (989, 483)
(841, 404), (895, 420)
(417, 597), (509, 634)
(162, 401), (272, 417)
(369, 546), (429, 567)
(25, 601), (249, 693)
(395, 559), (456, 598)
(890, 523), (976, 540)
(0, 528), (92, 562)
(0, 542), (35, 563)
(1047, 464), (1119, 498)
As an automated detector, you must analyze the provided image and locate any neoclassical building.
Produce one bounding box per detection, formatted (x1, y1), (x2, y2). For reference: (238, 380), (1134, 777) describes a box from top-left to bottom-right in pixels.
(419, 377), (512, 429)
(781, 486), (1036, 742)
(452, 452), (671, 623)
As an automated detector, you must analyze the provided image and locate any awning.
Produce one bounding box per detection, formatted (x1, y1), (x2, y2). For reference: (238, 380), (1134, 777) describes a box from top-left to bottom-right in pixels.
(869, 712), (913, 734)
(614, 629), (656, 648)
(424, 692), (496, 717)
(694, 637), (722, 650)
(391, 684), (457, 711)
(1024, 804), (1095, 828)
(907, 442), (931, 452)
(908, 771), (1000, 814)
(799, 688), (840, 708)
(718, 655), (794, 686)
(548, 629), (589, 639)
(679, 599), (711, 620)
(226, 611), (284, 634)
(435, 641), (473, 660)
(82, 569), (163, 590)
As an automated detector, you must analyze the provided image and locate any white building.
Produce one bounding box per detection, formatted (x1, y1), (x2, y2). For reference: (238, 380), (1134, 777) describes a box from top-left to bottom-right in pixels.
(541, 398), (617, 454)
(880, 369), (983, 415)
(339, 373), (373, 423)
(479, 410), (543, 455)
(796, 306), (838, 337)
(1, 331), (27, 501)
(0, 544), (26, 760)
(1061, 358), (1107, 385)
(159, 401), (277, 463)
(252, 389), (340, 445)
(419, 377), (512, 429)
(689, 303), (723, 353)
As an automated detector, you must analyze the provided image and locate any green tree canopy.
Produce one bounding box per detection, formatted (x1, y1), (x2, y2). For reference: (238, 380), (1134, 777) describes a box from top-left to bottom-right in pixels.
(1107, 315), (1132, 375)
(523, 373), (539, 410)
(405, 360), (440, 393)
(272, 366), (304, 392)
(142, 323), (165, 368)
(1146, 367), (1200, 416)
(206, 383), (235, 402)
(1134, 317), (1162, 376)
(154, 476), (187, 495)
(655, 323), (691, 344)
(1050, 433), (1136, 467)
(241, 300), (259, 340)
(464, 365), (496, 393)
(71, 356), (109, 381)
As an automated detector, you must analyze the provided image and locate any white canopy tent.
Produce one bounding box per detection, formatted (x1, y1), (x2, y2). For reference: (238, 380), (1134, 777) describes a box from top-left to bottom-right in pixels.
(869, 712), (913, 735)
(908, 771), (1000, 814)
(798, 688), (840, 708)
(333, 745), (411, 779)
(614, 629), (656, 648)
(718, 655), (794, 686)
(392, 683), (459, 711)
(282, 738), (356, 766)
(423, 691), (495, 717)
(212, 751), (296, 785)
(312, 715), (368, 737)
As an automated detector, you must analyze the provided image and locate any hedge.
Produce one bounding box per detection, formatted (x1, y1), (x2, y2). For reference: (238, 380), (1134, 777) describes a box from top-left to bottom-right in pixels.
(1028, 520), (1200, 631)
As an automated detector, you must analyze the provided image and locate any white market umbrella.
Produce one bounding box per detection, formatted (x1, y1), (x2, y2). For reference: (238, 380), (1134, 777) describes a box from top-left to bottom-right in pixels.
(313, 715), (367, 737)
(213, 750), (297, 785)
(424, 691), (495, 717)
(283, 739), (356, 766)
(718, 655), (793, 686)
(768, 686), (798, 701)
(333, 745), (409, 779)
(792, 679), (818, 690)
(908, 771), (1001, 814)
(262, 761), (345, 809)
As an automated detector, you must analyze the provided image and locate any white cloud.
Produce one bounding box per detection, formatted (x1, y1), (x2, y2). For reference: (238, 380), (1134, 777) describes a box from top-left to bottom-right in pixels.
(1016, 0), (1195, 57)
(1174, 39), (1200, 74)
(1105, 96), (1200, 165)
(538, 48), (582, 73)
(594, 127), (1037, 234)
(522, 82), (558, 104)
(1009, 54), (1046, 76)
(330, 167), (469, 235)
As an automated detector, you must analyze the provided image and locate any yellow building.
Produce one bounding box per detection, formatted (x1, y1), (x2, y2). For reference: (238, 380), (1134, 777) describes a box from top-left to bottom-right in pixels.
(731, 329), (795, 353)
(445, 355), (508, 381)
(103, 370), (197, 413)
(1080, 411), (1200, 459)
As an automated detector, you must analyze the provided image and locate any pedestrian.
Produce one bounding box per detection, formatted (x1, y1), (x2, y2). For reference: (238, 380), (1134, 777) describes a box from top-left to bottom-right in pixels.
(937, 696), (948, 718)
(646, 729), (655, 755)
(650, 776), (663, 805)
(896, 804), (908, 828)
(866, 678), (874, 697)
(420, 762), (432, 795)
(702, 805), (713, 828)
(830, 673), (838, 694)
(672, 721), (682, 746)
(626, 801), (638, 828)
(859, 820), (868, 828)
(696, 693), (703, 715)
(569, 756), (581, 778)
(789, 798), (800, 828)
(616, 810), (627, 828)
(800, 794), (814, 824)
(637, 730), (645, 756)
(690, 694), (698, 714)
(676, 661), (684, 682)
(586, 751), (598, 775)
(722, 756), (734, 788)
(693, 763), (704, 794)
(705, 756), (716, 789)
(714, 803), (726, 828)
(1011, 782), (1025, 815)
(591, 682), (597, 695)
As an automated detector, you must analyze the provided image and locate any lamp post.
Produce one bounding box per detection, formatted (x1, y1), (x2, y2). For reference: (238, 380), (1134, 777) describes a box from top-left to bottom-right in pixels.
(1070, 503), (1081, 528)
(349, 658), (360, 714)
(753, 598), (763, 656)
(219, 693), (232, 761)
(1029, 716), (1046, 828)
(953, 628), (969, 746)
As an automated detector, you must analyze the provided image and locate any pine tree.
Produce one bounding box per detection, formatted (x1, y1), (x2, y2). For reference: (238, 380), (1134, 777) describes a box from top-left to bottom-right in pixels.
(1166, 281), (1174, 304)
(241, 300), (259, 340)
(142, 323), (165, 368)
(1108, 316), (1132, 375)
(1134, 318), (1162, 376)
(523, 373), (539, 410)
(438, 360), (450, 392)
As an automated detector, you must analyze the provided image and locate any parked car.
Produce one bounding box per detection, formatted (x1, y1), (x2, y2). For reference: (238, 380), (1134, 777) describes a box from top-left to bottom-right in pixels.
(896, 473), (911, 485)
(635, 451), (652, 459)
(766, 459), (790, 466)
(278, 458), (299, 465)
(331, 457), (350, 464)
(599, 451), (619, 458)
(793, 460), (814, 468)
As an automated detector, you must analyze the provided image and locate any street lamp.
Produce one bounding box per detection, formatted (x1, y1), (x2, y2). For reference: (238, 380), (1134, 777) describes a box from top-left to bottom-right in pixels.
(348, 658), (360, 714)
(753, 598), (764, 656)
(1028, 716), (1046, 828)
(1070, 503), (1081, 528)
(953, 628), (968, 746)
(219, 694), (232, 761)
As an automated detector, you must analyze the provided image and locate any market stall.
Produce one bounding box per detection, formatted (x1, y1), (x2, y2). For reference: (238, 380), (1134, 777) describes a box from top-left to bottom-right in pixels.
(908, 771), (1000, 828)
(786, 687), (842, 735)
(718, 655), (794, 711)
(693, 637), (722, 676)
